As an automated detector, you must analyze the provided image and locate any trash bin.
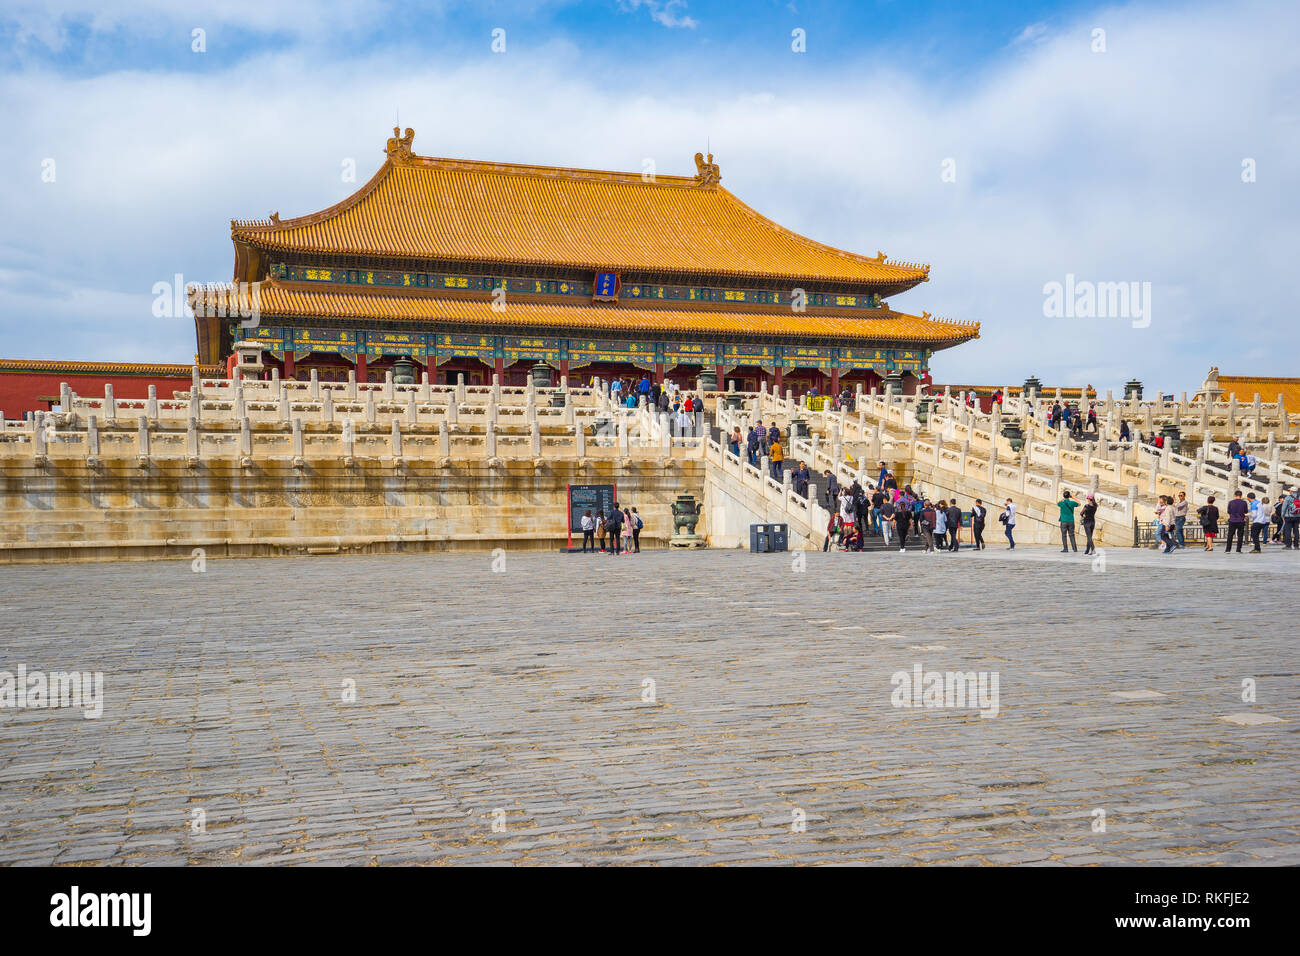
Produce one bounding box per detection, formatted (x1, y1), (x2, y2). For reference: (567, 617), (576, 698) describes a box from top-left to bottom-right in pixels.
(749, 524), (771, 553)
(770, 523), (789, 552)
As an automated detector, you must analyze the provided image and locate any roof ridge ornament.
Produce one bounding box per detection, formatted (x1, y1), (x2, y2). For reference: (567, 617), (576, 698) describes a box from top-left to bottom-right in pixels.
(693, 151), (721, 186)
(386, 127), (415, 161)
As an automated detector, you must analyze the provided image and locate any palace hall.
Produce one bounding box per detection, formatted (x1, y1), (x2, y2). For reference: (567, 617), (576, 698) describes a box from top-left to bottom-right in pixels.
(192, 128), (978, 393)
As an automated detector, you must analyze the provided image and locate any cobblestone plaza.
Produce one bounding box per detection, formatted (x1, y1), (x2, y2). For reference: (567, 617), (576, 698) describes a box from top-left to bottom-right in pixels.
(1, 547), (1296, 866)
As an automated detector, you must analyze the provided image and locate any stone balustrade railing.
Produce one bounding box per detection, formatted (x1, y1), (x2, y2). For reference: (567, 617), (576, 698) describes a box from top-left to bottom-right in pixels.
(1, 402), (711, 467)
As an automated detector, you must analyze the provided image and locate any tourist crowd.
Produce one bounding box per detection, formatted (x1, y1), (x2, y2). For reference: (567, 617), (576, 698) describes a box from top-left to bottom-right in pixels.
(577, 505), (645, 554)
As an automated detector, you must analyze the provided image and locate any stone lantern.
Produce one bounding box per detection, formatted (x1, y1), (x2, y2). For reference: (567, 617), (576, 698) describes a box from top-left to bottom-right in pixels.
(231, 340), (265, 380)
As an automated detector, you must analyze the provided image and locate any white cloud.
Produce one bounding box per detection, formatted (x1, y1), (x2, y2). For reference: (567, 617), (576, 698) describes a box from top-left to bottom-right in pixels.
(0, 0), (1296, 397)
(619, 0), (698, 30)
(1010, 22), (1049, 47)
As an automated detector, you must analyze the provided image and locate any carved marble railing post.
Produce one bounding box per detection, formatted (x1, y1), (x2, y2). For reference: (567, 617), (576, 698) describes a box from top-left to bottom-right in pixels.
(384, 370), (394, 401)
(446, 398), (458, 426)
(292, 418), (304, 460)
(322, 390), (334, 424)
(407, 391), (418, 426)
(186, 417), (198, 460)
(438, 421), (450, 458)
(530, 421), (541, 457)
(456, 374), (467, 405)
(365, 389), (377, 424)
(239, 417), (252, 459)
(86, 414), (100, 460)
(342, 418), (355, 460)
(309, 368), (320, 401)
(191, 366), (203, 416)
(420, 371), (431, 402)
(485, 422), (497, 458)
(280, 388), (290, 423)
(960, 439), (970, 475)
(146, 386), (159, 422)
(491, 374), (501, 405)
(390, 420), (402, 458)
(577, 421), (588, 458)
(235, 382), (246, 422)
(347, 369), (357, 401)
(137, 415), (151, 465)
(104, 383), (115, 423)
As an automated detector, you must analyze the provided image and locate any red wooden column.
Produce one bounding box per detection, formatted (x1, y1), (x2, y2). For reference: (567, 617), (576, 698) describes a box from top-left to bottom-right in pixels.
(283, 351), (295, 380)
(714, 364), (724, 390)
(355, 352), (368, 383)
(774, 365), (784, 394)
(654, 363), (665, 385)
(559, 360), (570, 382)
(830, 366), (840, 395)
(493, 356), (505, 382)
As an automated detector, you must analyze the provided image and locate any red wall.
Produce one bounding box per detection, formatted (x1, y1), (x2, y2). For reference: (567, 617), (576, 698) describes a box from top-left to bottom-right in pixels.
(0, 371), (198, 418)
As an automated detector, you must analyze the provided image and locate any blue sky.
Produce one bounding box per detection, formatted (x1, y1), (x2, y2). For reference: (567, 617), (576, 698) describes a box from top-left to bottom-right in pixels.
(1, 0), (1296, 393)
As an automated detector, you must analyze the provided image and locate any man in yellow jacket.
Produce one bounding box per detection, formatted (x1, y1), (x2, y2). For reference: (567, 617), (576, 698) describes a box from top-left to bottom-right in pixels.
(769, 438), (784, 481)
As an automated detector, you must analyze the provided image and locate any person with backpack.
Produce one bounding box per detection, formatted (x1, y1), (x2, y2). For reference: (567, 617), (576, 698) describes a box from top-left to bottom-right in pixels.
(879, 497), (895, 547)
(581, 510), (596, 552)
(605, 504), (624, 555)
(746, 426), (759, 466)
(1283, 489), (1300, 550)
(920, 500), (937, 552)
(1197, 496), (1220, 551)
(595, 510), (607, 552)
(631, 507), (644, 552)
(970, 499), (987, 550)
(1080, 494), (1098, 555)
(1057, 490), (1080, 553)
(1000, 498), (1016, 549)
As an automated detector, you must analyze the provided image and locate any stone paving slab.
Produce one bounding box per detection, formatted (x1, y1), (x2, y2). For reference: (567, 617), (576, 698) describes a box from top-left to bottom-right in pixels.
(0, 545), (1297, 865)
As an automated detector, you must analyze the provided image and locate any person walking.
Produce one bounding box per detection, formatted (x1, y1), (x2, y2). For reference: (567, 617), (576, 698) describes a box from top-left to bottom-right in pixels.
(1197, 496), (1220, 551)
(729, 426), (742, 457)
(1250, 497), (1272, 553)
(1057, 490), (1080, 552)
(1081, 494), (1098, 555)
(1160, 495), (1178, 555)
(581, 510), (596, 552)
(1173, 491), (1189, 549)
(793, 461), (810, 498)
(746, 426), (759, 466)
(895, 496), (911, 552)
(946, 500), (962, 551)
(920, 500), (937, 552)
(933, 500), (948, 550)
(823, 469), (839, 509)
(970, 499), (987, 550)
(606, 504), (624, 555)
(1000, 498), (1017, 549)
(1283, 489), (1300, 550)
(769, 436), (785, 481)
(1224, 490), (1248, 553)
(1119, 420), (1130, 442)
(631, 507), (643, 552)
(870, 487), (884, 536)
(879, 496), (895, 547)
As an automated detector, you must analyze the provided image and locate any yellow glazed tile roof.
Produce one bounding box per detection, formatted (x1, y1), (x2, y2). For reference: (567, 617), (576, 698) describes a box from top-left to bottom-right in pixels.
(1216, 375), (1300, 411)
(231, 131), (931, 287)
(234, 281), (978, 346)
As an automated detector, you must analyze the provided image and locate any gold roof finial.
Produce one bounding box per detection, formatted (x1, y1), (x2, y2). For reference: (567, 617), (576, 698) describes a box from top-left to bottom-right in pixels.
(386, 126), (415, 160)
(693, 151), (721, 186)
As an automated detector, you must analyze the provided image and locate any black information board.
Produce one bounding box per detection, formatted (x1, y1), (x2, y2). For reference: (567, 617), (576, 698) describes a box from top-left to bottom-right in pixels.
(568, 483), (616, 533)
